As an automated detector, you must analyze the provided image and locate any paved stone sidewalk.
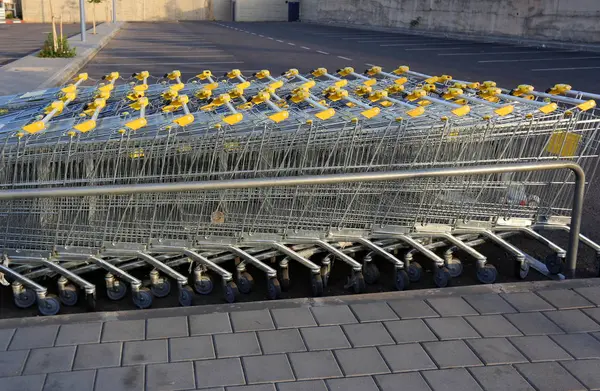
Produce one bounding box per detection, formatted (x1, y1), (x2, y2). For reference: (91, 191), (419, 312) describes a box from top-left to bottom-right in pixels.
(2, 280), (600, 390)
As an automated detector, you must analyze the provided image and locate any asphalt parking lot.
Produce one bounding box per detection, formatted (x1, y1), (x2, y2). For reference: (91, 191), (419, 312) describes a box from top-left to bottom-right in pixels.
(0, 23), (92, 66)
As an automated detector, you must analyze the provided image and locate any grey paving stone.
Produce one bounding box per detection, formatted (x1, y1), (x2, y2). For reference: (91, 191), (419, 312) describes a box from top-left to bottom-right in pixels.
(214, 332), (261, 358)
(194, 358), (245, 388)
(275, 380), (327, 391)
(271, 308), (317, 329)
(55, 322), (102, 346)
(465, 315), (523, 337)
(230, 310), (275, 332)
(561, 359), (600, 390)
(23, 345), (76, 375)
(0, 374), (46, 391)
(384, 319), (438, 343)
(350, 302), (398, 322)
(504, 312), (565, 335)
(509, 335), (572, 362)
(0, 328), (15, 351)
(423, 340), (482, 369)
(424, 317), (480, 340)
(95, 365), (144, 391)
(229, 385), (275, 391)
(375, 372), (432, 391)
(0, 349), (28, 377)
(9, 325), (59, 350)
(536, 289), (594, 309)
(288, 351), (342, 380)
(515, 362), (585, 391)
(299, 326), (350, 351)
(310, 305), (357, 326)
(334, 347), (390, 376)
(43, 369), (95, 391)
(422, 368), (483, 391)
(469, 365), (534, 391)
(574, 286), (600, 306)
(500, 292), (555, 312)
(147, 316), (189, 339)
(147, 361), (195, 391)
(169, 336), (214, 362)
(257, 329), (306, 354)
(73, 342), (122, 369)
(462, 293), (517, 315)
(543, 309), (600, 333)
(122, 339), (168, 365)
(551, 333), (600, 359)
(326, 376), (379, 391)
(427, 297), (478, 317)
(242, 354), (295, 383)
(378, 343), (437, 372)
(387, 299), (439, 319)
(466, 337), (528, 365)
(189, 312), (232, 335)
(583, 307), (600, 324)
(342, 322), (394, 347)
(101, 319), (145, 342)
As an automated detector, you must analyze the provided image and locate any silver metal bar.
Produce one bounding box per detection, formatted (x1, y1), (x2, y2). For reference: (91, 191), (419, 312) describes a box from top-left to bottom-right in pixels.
(293, 239), (362, 271)
(412, 232), (487, 263)
(202, 245), (277, 277)
(182, 249), (234, 281)
(10, 257), (95, 294)
(136, 252), (188, 284)
(534, 224), (600, 254)
(453, 229), (526, 261)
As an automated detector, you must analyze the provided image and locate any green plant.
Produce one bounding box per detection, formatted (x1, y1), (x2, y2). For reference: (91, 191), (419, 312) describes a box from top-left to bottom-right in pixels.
(38, 33), (76, 58)
(88, 0), (104, 34)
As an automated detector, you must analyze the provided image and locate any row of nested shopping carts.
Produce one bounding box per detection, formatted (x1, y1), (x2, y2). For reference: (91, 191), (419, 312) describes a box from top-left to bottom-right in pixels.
(0, 64), (599, 315)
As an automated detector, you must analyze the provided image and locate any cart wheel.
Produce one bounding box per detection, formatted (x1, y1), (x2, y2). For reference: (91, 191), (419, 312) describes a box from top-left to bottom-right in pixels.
(132, 287), (153, 309)
(194, 275), (214, 295)
(237, 271), (254, 294)
(545, 253), (564, 275)
(310, 274), (324, 297)
(267, 278), (281, 300)
(597, 254), (600, 277)
(363, 262), (380, 284)
(433, 267), (451, 288)
(476, 264), (497, 284)
(224, 281), (239, 303)
(14, 288), (36, 309)
(279, 267), (290, 291)
(407, 262), (423, 282)
(179, 286), (194, 307)
(86, 293), (96, 311)
(394, 269), (410, 291)
(446, 257), (463, 278)
(106, 281), (128, 301)
(527, 195), (541, 208)
(516, 261), (530, 279)
(59, 284), (79, 306)
(353, 271), (366, 294)
(38, 294), (60, 316)
(151, 279), (171, 298)
(320, 265), (330, 288)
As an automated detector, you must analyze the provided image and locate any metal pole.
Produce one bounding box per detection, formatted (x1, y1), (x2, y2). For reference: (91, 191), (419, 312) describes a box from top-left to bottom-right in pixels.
(79, 0), (86, 42)
(0, 161), (585, 276)
(112, 0), (116, 23)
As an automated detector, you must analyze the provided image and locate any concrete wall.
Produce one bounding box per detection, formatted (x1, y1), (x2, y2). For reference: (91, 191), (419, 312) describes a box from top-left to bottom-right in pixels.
(234, 0), (288, 22)
(300, 0), (600, 43)
(22, 0), (233, 22)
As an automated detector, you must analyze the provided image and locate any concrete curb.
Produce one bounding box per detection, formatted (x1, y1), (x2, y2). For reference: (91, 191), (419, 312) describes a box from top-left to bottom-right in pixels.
(0, 277), (599, 330)
(304, 21), (600, 53)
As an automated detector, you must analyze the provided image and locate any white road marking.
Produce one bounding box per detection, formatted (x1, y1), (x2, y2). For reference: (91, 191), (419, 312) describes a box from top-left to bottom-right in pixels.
(406, 46), (482, 51)
(365, 63), (376, 67)
(381, 42), (479, 47)
(259, 35), (264, 37)
(95, 54), (234, 59)
(341, 36), (398, 40)
(288, 43), (296, 46)
(317, 50), (330, 55)
(532, 66), (600, 71)
(358, 39), (433, 43)
(251, 33), (257, 35)
(301, 46), (311, 50)
(337, 56), (353, 61)
(479, 56), (600, 63)
(85, 61), (245, 66)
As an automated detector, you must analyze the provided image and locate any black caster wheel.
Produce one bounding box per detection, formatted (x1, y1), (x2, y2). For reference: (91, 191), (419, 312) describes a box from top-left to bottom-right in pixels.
(476, 264), (497, 284)
(353, 271), (366, 294)
(394, 269), (410, 291)
(151, 279), (171, 298)
(433, 267), (452, 288)
(320, 264), (330, 288)
(132, 287), (153, 309)
(237, 271), (254, 294)
(59, 284), (79, 306)
(310, 273), (324, 297)
(106, 281), (127, 300)
(545, 253), (564, 275)
(178, 286), (194, 307)
(194, 275), (214, 295)
(38, 294), (61, 316)
(445, 257), (463, 278)
(363, 262), (380, 284)
(14, 288), (36, 309)
(407, 262), (423, 283)
(224, 281), (239, 303)
(516, 261), (530, 279)
(86, 293), (96, 311)
(267, 278), (282, 300)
